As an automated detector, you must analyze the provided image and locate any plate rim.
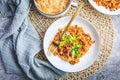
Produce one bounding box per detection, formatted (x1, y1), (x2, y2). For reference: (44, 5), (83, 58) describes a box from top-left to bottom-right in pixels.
(88, 0), (120, 15)
(43, 16), (101, 72)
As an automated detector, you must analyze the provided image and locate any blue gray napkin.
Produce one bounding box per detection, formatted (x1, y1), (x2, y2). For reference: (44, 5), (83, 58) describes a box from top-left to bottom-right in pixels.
(0, 0), (66, 80)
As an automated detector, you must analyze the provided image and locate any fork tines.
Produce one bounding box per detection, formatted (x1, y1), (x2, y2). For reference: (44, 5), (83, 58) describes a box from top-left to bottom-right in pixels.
(48, 42), (58, 54)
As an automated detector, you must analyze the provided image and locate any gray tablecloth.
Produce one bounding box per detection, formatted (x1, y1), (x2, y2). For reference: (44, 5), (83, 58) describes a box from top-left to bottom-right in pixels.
(0, 0), (66, 80)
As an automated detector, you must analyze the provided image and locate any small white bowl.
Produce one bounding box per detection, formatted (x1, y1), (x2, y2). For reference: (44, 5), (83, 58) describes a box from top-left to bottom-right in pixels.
(34, 0), (78, 18)
(88, 0), (120, 15)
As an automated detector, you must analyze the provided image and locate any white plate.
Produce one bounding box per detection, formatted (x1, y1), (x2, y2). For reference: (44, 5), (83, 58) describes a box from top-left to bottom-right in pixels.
(43, 16), (100, 72)
(88, 0), (120, 15)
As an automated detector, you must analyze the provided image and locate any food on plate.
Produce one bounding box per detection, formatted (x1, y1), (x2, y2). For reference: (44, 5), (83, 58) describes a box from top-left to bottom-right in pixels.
(94, 0), (120, 11)
(35, 0), (70, 14)
(50, 25), (95, 65)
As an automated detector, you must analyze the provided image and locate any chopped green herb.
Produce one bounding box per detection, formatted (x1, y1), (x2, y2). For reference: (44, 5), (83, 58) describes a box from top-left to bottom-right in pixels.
(76, 44), (82, 48)
(59, 41), (65, 47)
(69, 34), (77, 43)
(71, 43), (82, 58)
(63, 36), (69, 43)
(72, 34), (77, 41)
(75, 51), (82, 58)
(72, 46), (79, 51)
(71, 50), (75, 58)
(73, 42), (76, 47)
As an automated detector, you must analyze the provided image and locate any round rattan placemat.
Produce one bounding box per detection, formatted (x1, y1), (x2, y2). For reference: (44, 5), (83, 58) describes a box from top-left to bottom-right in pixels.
(28, 0), (114, 80)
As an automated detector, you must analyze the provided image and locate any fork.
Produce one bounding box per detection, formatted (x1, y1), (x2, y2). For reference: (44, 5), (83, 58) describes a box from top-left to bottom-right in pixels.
(48, 2), (84, 54)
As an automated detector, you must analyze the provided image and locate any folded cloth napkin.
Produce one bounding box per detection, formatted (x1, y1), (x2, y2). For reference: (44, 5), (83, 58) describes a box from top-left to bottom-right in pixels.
(0, 0), (66, 80)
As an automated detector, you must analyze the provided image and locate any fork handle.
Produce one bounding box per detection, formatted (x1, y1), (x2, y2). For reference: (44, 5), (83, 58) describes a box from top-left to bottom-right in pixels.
(60, 2), (84, 38)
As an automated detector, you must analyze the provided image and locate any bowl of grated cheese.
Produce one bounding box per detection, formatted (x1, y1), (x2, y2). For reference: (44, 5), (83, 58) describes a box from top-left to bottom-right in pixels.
(34, 0), (78, 18)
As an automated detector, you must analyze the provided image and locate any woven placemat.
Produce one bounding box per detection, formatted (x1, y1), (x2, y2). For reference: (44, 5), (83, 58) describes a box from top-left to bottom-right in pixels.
(28, 0), (114, 79)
